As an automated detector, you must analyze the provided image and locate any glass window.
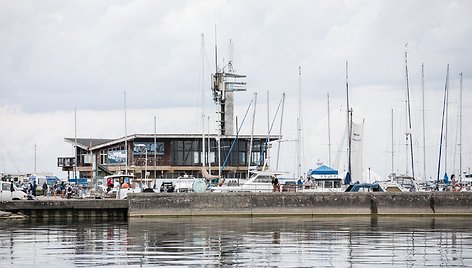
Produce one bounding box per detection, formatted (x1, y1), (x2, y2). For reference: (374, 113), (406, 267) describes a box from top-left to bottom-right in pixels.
(2, 183), (10, 191)
(254, 176), (272, 183)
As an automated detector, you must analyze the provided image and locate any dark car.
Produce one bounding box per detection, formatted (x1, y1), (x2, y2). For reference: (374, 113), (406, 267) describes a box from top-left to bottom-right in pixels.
(160, 182), (175, 193)
(345, 183), (384, 192)
(282, 181), (297, 192)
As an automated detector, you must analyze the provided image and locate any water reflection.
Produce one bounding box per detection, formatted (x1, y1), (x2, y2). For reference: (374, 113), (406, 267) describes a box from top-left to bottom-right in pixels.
(0, 216), (471, 267)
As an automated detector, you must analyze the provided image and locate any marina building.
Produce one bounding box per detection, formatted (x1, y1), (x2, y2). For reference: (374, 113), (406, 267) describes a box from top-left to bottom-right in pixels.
(58, 133), (279, 181)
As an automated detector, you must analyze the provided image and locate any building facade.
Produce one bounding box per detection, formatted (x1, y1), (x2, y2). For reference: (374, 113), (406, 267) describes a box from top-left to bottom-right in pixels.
(58, 133), (279, 181)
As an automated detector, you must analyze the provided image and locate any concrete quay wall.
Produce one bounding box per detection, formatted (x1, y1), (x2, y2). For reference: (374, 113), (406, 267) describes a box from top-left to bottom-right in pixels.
(128, 192), (472, 217)
(0, 199), (128, 219)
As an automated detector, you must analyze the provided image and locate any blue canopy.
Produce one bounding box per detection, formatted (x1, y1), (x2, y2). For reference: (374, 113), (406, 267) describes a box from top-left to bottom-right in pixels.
(443, 173), (449, 185)
(308, 165), (338, 176)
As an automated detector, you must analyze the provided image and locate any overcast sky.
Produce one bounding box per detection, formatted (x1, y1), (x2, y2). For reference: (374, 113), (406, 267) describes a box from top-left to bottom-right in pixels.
(0, 0), (471, 180)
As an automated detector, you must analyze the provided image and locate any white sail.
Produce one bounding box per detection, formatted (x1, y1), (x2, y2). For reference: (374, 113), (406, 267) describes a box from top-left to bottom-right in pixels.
(333, 124), (347, 172)
(350, 121), (364, 182)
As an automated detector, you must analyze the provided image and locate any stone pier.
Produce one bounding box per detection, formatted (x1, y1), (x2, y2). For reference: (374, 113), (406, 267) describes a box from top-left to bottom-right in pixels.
(128, 192), (472, 217)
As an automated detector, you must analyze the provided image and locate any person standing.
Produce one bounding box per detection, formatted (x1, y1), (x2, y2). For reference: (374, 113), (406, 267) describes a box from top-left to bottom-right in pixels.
(32, 181), (37, 197)
(42, 182), (48, 196)
(272, 176), (280, 192)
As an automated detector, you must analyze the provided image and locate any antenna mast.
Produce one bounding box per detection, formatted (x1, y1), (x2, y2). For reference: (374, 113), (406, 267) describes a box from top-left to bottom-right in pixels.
(211, 38), (246, 136)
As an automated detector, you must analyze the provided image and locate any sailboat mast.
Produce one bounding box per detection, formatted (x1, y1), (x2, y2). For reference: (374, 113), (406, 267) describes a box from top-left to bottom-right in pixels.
(124, 91), (128, 175)
(404, 44), (415, 178)
(297, 67), (302, 179)
(74, 108), (77, 179)
(327, 93), (332, 167)
(264, 91), (270, 170)
(276, 93), (285, 170)
(201, 33), (206, 168)
(154, 116), (157, 181)
(444, 65), (450, 177)
(248, 93), (257, 177)
(345, 61), (352, 178)
(422, 63), (426, 181)
(391, 109), (394, 175)
(436, 64), (449, 190)
(459, 72), (463, 182)
(207, 115), (211, 174)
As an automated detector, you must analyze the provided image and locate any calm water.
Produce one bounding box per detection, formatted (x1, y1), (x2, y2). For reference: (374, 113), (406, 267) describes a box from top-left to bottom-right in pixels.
(0, 216), (471, 267)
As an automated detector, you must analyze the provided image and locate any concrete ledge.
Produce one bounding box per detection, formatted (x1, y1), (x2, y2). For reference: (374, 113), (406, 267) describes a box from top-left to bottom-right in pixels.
(1, 192), (471, 219)
(128, 192), (472, 217)
(0, 199), (128, 219)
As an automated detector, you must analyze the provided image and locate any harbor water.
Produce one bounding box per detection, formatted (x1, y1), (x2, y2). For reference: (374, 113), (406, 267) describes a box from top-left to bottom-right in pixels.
(1, 216), (471, 267)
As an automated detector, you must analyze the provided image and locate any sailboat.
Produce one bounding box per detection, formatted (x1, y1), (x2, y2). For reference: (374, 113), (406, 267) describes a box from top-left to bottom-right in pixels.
(386, 44), (418, 192)
(436, 64), (450, 190)
(333, 61), (365, 185)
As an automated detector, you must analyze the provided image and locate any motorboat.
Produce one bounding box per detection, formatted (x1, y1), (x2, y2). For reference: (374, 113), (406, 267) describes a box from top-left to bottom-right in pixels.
(210, 171), (286, 192)
(380, 174), (419, 192)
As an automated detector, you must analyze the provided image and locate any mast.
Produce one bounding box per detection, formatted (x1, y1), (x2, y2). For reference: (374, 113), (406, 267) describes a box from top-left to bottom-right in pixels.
(276, 93), (285, 170)
(346, 61), (352, 180)
(214, 25), (218, 74)
(154, 116), (157, 181)
(201, 33), (206, 168)
(124, 91), (128, 175)
(436, 64), (449, 190)
(74, 108), (77, 179)
(327, 93), (332, 167)
(248, 93), (257, 177)
(422, 63), (426, 181)
(34, 144), (37, 173)
(266, 90), (270, 169)
(404, 43), (415, 178)
(89, 141), (93, 190)
(391, 109), (394, 174)
(459, 72), (463, 182)
(207, 115), (211, 175)
(296, 66), (302, 179)
(445, 65), (450, 178)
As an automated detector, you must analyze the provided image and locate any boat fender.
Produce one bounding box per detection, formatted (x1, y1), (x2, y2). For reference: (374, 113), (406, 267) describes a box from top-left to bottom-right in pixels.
(192, 180), (207, 193)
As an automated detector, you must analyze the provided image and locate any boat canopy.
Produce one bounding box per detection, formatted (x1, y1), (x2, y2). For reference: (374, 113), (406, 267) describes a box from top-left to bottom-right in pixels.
(308, 165), (338, 176)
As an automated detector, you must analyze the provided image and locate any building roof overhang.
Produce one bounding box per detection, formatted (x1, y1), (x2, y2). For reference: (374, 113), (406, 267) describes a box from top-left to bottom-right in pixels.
(65, 133), (281, 151)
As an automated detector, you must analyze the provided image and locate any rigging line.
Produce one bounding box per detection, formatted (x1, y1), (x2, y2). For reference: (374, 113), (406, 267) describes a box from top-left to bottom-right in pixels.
(257, 96), (284, 166)
(220, 99), (253, 172)
(452, 97), (460, 176)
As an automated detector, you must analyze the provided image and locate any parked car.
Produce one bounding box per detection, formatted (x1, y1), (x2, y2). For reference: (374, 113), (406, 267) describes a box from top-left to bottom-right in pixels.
(160, 182), (175, 193)
(0, 181), (28, 201)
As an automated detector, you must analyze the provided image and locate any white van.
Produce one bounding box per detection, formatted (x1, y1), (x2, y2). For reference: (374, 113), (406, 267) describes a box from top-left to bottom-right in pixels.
(0, 181), (28, 201)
